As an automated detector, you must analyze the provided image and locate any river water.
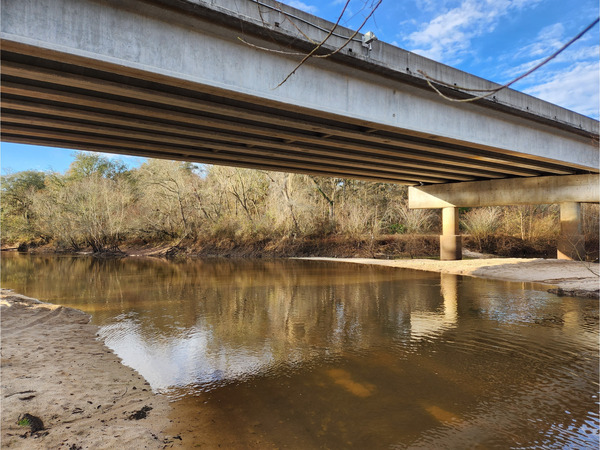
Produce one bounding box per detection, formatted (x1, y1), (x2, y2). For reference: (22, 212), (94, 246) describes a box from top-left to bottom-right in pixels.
(2, 253), (598, 448)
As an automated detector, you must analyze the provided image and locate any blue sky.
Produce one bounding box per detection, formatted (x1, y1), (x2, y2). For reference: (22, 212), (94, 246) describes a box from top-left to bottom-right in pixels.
(284, 0), (599, 116)
(2, 0), (598, 174)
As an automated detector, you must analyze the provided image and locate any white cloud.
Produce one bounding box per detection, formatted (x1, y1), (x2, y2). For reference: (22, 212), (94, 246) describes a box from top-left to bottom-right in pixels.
(562, 43), (600, 62)
(97, 152), (139, 161)
(501, 56), (546, 80)
(502, 42), (599, 81)
(514, 22), (565, 61)
(523, 60), (600, 118)
(415, 0), (451, 12)
(493, 18), (599, 117)
(286, 1), (318, 14)
(405, 0), (540, 63)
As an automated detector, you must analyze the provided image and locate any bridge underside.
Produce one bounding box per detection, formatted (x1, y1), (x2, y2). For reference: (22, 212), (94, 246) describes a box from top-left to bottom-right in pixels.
(1, 42), (592, 186)
(2, 0), (599, 261)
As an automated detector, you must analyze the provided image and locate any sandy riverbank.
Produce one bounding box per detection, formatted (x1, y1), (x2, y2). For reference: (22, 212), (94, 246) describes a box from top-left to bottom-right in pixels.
(302, 257), (600, 298)
(0, 290), (176, 449)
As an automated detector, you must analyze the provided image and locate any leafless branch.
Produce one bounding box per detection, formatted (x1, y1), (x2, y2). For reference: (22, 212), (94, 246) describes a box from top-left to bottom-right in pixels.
(238, 0), (383, 88)
(274, 0), (352, 88)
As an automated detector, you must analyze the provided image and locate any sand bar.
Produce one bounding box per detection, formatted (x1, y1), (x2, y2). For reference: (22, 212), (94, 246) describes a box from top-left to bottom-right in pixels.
(301, 257), (600, 298)
(0, 290), (175, 449)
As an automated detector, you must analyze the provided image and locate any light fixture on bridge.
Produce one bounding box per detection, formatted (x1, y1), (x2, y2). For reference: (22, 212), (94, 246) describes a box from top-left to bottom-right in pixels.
(362, 31), (377, 50)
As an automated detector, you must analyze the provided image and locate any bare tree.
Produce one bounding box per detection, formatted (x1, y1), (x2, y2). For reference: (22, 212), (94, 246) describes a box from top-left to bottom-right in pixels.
(32, 174), (134, 252)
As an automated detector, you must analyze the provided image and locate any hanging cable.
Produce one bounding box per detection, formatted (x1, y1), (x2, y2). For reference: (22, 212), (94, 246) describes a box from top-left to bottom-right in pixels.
(274, 0), (382, 88)
(417, 17), (600, 103)
(248, 0), (364, 42)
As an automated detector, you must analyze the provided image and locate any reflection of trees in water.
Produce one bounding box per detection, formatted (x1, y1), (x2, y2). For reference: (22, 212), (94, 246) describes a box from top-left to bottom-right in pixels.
(4, 254), (598, 379)
(3, 255), (445, 351)
(3, 255), (597, 351)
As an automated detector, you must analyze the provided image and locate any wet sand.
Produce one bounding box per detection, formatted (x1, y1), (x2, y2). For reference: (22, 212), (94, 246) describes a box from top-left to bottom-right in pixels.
(1, 257), (597, 448)
(0, 290), (174, 449)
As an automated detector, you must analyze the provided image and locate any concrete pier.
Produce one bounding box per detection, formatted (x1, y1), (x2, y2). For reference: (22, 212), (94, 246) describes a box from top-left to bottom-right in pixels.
(441, 207), (462, 261)
(409, 175), (599, 260)
(557, 202), (585, 260)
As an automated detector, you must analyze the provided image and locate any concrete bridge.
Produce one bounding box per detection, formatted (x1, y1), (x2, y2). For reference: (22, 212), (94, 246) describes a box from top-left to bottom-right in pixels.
(1, 0), (598, 259)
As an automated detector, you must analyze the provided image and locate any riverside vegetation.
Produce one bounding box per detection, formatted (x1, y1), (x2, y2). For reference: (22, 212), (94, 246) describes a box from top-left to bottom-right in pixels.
(2, 152), (598, 259)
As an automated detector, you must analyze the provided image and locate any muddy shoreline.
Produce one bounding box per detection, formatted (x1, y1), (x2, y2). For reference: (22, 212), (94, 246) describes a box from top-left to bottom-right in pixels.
(3, 229), (572, 261)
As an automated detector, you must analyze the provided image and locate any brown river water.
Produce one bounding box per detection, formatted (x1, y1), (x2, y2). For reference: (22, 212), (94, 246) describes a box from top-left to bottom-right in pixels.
(2, 253), (598, 448)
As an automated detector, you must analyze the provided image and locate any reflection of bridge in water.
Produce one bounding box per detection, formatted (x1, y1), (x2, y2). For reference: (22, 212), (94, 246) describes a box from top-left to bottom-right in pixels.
(1, 0), (598, 259)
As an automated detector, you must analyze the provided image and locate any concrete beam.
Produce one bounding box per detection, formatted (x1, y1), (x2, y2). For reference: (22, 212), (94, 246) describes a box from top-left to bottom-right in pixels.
(408, 174), (600, 209)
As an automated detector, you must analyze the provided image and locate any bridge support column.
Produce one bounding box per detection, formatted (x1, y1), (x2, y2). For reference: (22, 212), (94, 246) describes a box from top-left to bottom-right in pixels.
(557, 202), (585, 260)
(408, 174), (599, 262)
(440, 207), (462, 261)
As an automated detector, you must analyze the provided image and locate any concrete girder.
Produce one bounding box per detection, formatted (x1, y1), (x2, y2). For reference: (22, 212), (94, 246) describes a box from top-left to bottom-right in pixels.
(408, 174), (600, 209)
(0, 62), (577, 179)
